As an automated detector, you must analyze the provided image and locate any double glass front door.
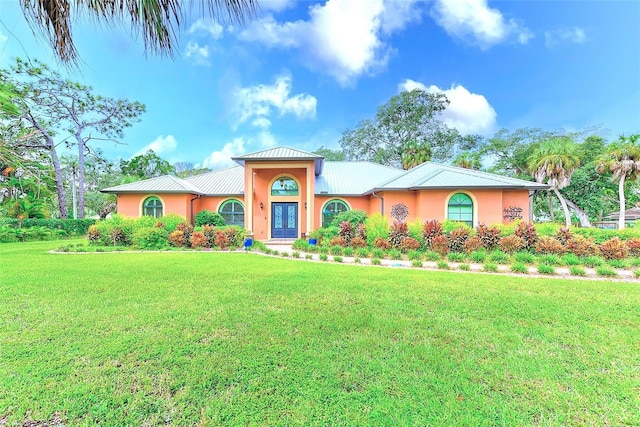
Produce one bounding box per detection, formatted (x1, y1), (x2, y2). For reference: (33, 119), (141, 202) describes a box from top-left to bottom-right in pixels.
(271, 202), (298, 238)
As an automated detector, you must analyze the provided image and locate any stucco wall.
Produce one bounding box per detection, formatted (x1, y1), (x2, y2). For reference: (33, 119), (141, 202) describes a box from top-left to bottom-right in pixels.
(116, 193), (192, 219)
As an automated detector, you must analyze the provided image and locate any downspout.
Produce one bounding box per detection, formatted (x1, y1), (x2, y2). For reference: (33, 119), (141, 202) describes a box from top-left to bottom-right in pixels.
(190, 194), (202, 225)
(372, 189), (384, 215)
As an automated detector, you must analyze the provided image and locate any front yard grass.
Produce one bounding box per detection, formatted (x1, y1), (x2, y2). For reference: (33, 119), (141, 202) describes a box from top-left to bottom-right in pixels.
(1, 241), (639, 426)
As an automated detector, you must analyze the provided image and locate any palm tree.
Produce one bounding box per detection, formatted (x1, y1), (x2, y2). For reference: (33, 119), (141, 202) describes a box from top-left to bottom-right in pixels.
(401, 141), (431, 170)
(452, 151), (481, 170)
(527, 137), (581, 228)
(20, 0), (258, 65)
(596, 134), (640, 229)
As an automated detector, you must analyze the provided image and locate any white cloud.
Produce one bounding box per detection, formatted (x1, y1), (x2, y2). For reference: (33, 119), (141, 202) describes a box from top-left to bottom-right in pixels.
(188, 18), (224, 39)
(133, 135), (178, 158)
(398, 79), (497, 135)
(430, 0), (533, 49)
(545, 27), (587, 48)
(259, 0), (297, 12)
(184, 41), (210, 66)
(251, 117), (272, 129)
(232, 74), (316, 129)
(0, 30), (7, 46)
(238, 0), (424, 85)
(200, 138), (245, 170)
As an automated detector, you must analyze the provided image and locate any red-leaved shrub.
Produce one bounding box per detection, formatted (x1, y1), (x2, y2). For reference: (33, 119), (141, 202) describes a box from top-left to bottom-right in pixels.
(535, 236), (565, 255)
(599, 237), (628, 260)
(190, 231), (207, 248)
(498, 235), (526, 254)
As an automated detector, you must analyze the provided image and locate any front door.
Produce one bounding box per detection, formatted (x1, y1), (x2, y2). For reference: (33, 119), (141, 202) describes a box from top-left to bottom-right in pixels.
(272, 202), (298, 238)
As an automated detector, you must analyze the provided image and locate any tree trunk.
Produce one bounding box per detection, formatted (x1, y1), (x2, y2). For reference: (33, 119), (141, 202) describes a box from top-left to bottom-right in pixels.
(548, 192), (555, 222)
(553, 187), (572, 229)
(76, 132), (85, 218)
(30, 119), (68, 218)
(564, 198), (592, 228)
(618, 175), (626, 229)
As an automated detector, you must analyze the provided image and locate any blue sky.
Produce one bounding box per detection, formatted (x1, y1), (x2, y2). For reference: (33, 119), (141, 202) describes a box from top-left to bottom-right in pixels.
(1, 0), (639, 170)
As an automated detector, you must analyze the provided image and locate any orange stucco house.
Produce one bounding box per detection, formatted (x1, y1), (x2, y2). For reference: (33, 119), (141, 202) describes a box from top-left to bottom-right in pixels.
(102, 146), (548, 241)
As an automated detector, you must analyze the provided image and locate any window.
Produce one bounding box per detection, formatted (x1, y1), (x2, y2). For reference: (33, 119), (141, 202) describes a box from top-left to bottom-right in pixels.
(219, 200), (245, 226)
(271, 177), (299, 196)
(447, 193), (473, 226)
(322, 199), (349, 227)
(143, 196), (163, 218)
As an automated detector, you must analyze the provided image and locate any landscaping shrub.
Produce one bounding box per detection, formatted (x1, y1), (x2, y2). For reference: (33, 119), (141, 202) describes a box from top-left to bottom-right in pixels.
(388, 221), (409, 249)
(555, 227), (572, 245)
(292, 238), (309, 251)
(463, 236), (483, 254)
(355, 248), (370, 258)
(448, 227), (470, 253)
(598, 237), (629, 260)
(131, 227), (168, 250)
(343, 247), (354, 257)
(537, 264), (555, 275)
(214, 230), (228, 250)
(388, 249), (402, 260)
(595, 266), (617, 277)
(561, 253), (581, 266)
(338, 221), (354, 246)
(175, 223), (194, 242)
(399, 236), (421, 253)
(407, 219), (424, 245)
(572, 226), (640, 244)
(424, 251), (441, 261)
(459, 263), (470, 271)
(625, 238), (640, 257)
(331, 209), (367, 227)
(483, 262), (498, 272)
(168, 230), (186, 247)
(565, 235), (599, 257)
(411, 260), (422, 268)
(190, 232), (207, 248)
(374, 237), (391, 250)
(447, 252), (466, 262)
(311, 226), (339, 245)
(407, 250), (422, 261)
(538, 254), (562, 266)
(223, 226), (244, 247)
(364, 213), (388, 246)
(330, 236), (346, 247)
(437, 260), (449, 270)
(86, 225), (103, 245)
(195, 210), (225, 227)
(570, 266), (586, 276)
(371, 248), (385, 259)
(470, 250), (487, 263)
(354, 223), (367, 242)
(431, 234), (449, 256)
(514, 221), (537, 251)
(0, 218), (96, 235)
(107, 227), (129, 246)
(498, 235), (526, 254)
(441, 220), (471, 234)
(333, 256), (343, 263)
(608, 259), (628, 269)
(513, 251), (536, 264)
(159, 213), (187, 232)
(203, 225), (216, 247)
(476, 223), (501, 250)
(329, 246), (344, 256)
(583, 255), (605, 268)
(350, 236), (367, 248)
(422, 219), (443, 250)
(535, 236), (565, 255)
(371, 258), (381, 265)
(489, 250), (510, 264)
(511, 262), (528, 274)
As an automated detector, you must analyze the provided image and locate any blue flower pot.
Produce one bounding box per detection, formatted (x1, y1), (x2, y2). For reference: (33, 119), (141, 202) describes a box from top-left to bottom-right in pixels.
(309, 238), (317, 245)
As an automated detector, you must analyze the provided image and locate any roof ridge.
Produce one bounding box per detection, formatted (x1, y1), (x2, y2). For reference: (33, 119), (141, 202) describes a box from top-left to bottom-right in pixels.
(233, 145), (323, 159)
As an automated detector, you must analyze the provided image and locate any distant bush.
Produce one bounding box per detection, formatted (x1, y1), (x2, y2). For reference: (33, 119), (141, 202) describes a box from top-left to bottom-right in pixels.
(132, 227), (168, 250)
(195, 210), (225, 227)
(331, 209), (367, 227)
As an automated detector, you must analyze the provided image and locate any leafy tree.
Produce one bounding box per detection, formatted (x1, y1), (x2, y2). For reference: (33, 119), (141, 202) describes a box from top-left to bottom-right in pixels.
(174, 162), (211, 178)
(340, 89), (462, 167)
(527, 138), (581, 228)
(596, 134), (640, 229)
(7, 58), (145, 218)
(453, 151), (482, 170)
(314, 146), (345, 161)
(120, 150), (175, 179)
(20, 0), (258, 65)
(401, 141), (431, 170)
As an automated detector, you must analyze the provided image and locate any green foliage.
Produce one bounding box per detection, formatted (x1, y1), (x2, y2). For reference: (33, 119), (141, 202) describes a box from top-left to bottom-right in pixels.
(411, 260), (423, 268)
(447, 252), (466, 262)
(343, 247), (354, 257)
(470, 250), (487, 263)
(371, 248), (385, 259)
(561, 253), (581, 266)
(572, 226), (640, 243)
(537, 264), (555, 275)
(331, 209), (367, 227)
(407, 219), (424, 244)
(441, 220), (471, 234)
(120, 150), (175, 178)
(388, 249), (402, 260)
(0, 218), (96, 235)
(329, 245), (344, 256)
(195, 210), (225, 227)
(513, 251), (536, 264)
(333, 256), (343, 263)
(489, 250), (510, 264)
(364, 213), (389, 246)
(459, 263), (470, 271)
(608, 259), (627, 269)
(483, 262), (498, 272)
(570, 266), (586, 276)
(131, 227), (168, 250)
(424, 250), (441, 261)
(595, 266), (617, 277)
(0, 225), (66, 242)
(355, 248), (370, 258)
(371, 258), (382, 265)
(511, 263), (528, 274)
(407, 250), (423, 261)
(598, 237), (629, 260)
(292, 238), (310, 251)
(583, 256), (605, 268)
(436, 260), (449, 270)
(538, 254), (563, 266)
(159, 213), (187, 232)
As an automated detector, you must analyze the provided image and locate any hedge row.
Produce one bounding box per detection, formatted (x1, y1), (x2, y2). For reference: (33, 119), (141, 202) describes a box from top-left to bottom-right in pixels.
(0, 218), (97, 235)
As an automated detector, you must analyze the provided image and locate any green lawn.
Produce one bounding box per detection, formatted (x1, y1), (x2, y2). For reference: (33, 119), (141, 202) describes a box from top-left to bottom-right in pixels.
(1, 241), (639, 426)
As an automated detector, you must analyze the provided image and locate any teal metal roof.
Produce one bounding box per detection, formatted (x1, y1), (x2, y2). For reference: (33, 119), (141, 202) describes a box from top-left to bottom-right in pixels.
(232, 146), (325, 176)
(374, 162), (548, 191)
(185, 166), (244, 195)
(101, 175), (203, 194)
(315, 162), (403, 195)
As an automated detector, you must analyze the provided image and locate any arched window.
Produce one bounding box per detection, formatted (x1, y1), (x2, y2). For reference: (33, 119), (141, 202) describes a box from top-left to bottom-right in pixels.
(143, 196), (163, 218)
(322, 199), (350, 227)
(219, 200), (245, 226)
(447, 193), (473, 226)
(271, 176), (299, 196)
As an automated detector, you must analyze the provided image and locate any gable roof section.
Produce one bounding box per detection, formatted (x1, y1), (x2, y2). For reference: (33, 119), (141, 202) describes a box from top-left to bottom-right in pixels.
(374, 162), (548, 191)
(184, 166), (244, 195)
(101, 175), (204, 194)
(232, 146), (325, 176)
(316, 162), (403, 195)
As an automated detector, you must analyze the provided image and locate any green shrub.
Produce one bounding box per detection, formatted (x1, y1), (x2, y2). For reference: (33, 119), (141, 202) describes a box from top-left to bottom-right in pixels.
(371, 247), (385, 259)
(0, 218), (96, 235)
(195, 210), (225, 227)
(459, 263), (470, 271)
(365, 213), (389, 246)
(595, 266), (617, 277)
(407, 250), (422, 261)
(489, 250), (510, 264)
(447, 252), (466, 262)
(572, 226), (640, 244)
(441, 220), (471, 234)
(305, 253), (312, 260)
(354, 257), (361, 264)
(371, 258), (381, 265)
(388, 249), (403, 260)
(537, 264), (555, 275)
(570, 266), (586, 276)
(538, 254), (562, 266)
(483, 263), (498, 272)
(330, 245), (344, 256)
(424, 250), (441, 261)
(608, 259), (627, 269)
(319, 253), (328, 261)
(319, 246), (329, 254)
(331, 209), (367, 227)
(437, 260), (449, 270)
(292, 238), (309, 251)
(333, 256), (343, 263)
(470, 250), (487, 263)
(534, 222), (562, 237)
(411, 260), (422, 268)
(407, 219), (424, 245)
(583, 256), (605, 268)
(281, 251), (289, 257)
(292, 251), (300, 258)
(634, 269), (640, 278)
(561, 253), (581, 266)
(131, 227), (168, 250)
(355, 248), (370, 258)
(511, 262), (528, 274)
(159, 213), (187, 232)
(630, 258), (640, 267)
(343, 247), (354, 257)
(514, 251), (536, 264)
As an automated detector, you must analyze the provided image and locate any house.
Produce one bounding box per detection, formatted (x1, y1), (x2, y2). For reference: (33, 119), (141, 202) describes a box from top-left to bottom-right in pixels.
(101, 146), (548, 240)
